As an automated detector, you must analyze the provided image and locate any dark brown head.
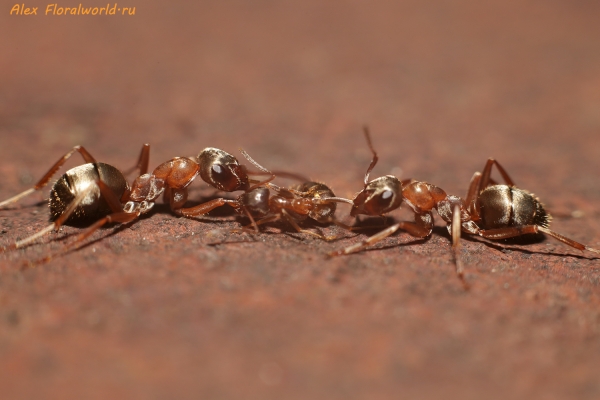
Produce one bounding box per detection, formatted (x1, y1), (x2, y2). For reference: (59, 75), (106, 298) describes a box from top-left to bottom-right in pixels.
(238, 186), (271, 218)
(198, 147), (250, 192)
(350, 175), (403, 217)
(478, 185), (550, 229)
(293, 182), (337, 223)
(49, 162), (128, 223)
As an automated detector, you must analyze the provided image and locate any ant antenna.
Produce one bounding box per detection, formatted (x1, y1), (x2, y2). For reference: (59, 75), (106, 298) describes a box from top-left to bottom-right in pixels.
(362, 126), (378, 187)
(239, 148), (276, 190)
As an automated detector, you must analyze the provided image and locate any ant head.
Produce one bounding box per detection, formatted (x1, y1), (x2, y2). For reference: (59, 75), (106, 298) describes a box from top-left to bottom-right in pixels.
(198, 148), (250, 192)
(350, 175), (402, 217)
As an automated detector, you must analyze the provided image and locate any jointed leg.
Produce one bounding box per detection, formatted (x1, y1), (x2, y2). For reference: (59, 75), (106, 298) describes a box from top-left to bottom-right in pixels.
(329, 212), (433, 256)
(537, 226), (600, 254)
(479, 158), (515, 190)
(65, 211), (140, 250)
(450, 204), (468, 289)
(123, 143), (150, 177)
(0, 146), (97, 208)
(478, 225), (599, 254)
(465, 172), (481, 212)
(282, 210), (335, 241)
(175, 198), (238, 217)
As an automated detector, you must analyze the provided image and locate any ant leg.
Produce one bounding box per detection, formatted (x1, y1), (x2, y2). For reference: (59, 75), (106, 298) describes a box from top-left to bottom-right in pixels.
(281, 210), (334, 241)
(175, 198), (239, 217)
(233, 214), (281, 235)
(465, 172), (482, 220)
(478, 225), (599, 253)
(479, 158), (515, 190)
(329, 213), (433, 256)
(0, 146), (97, 208)
(450, 204), (468, 289)
(239, 205), (259, 232)
(326, 216), (389, 232)
(465, 172), (481, 208)
(122, 143), (150, 177)
(65, 211), (139, 250)
(477, 225), (540, 241)
(537, 227), (600, 254)
(474, 158), (515, 216)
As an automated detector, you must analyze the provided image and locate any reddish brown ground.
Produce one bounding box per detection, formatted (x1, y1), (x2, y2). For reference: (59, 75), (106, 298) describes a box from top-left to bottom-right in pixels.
(1, 1), (600, 399)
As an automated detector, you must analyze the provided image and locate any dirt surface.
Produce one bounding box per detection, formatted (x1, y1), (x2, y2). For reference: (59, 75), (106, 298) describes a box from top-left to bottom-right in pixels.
(1, 1), (600, 399)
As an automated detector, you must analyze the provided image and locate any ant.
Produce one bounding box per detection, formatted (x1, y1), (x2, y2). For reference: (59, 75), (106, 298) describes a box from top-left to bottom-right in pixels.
(0, 144), (149, 250)
(0, 144), (275, 252)
(457, 157), (600, 256)
(330, 128), (600, 286)
(329, 128), (467, 282)
(177, 170), (354, 240)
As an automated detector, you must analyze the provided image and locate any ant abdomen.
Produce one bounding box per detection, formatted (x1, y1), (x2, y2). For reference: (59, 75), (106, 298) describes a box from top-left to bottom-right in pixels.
(198, 147), (249, 192)
(49, 162), (128, 223)
(478, 185), (550, 229)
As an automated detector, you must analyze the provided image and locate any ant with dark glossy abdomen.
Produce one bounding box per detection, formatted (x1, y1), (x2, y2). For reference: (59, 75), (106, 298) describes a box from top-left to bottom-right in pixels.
(456, 157), (600, 255)
(0, 144), (150, 250)
(0, 144), (276, 252)
(330, 128), (600, 286)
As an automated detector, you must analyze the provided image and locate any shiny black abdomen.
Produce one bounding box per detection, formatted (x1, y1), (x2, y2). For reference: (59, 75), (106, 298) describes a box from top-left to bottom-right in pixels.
(479, 185), (549, 229)
(49, 162), (128, 223)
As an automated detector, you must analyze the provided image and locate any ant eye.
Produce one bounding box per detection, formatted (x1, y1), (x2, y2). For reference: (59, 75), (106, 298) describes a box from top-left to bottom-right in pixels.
(211, 163), (234, 184)
(212, 164), (224, 175)
(381, 190), (392, 200)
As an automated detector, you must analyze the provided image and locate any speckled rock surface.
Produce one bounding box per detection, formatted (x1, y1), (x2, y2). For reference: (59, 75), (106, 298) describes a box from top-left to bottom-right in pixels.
(1, 1), (600, 399)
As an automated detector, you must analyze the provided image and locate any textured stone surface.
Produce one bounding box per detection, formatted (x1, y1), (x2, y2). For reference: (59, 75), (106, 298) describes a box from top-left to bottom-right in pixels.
(1, 1), (600, 399)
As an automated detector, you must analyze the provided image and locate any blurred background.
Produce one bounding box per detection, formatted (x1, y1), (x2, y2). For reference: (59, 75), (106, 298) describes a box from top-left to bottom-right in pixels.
(1, 1), (600, 399)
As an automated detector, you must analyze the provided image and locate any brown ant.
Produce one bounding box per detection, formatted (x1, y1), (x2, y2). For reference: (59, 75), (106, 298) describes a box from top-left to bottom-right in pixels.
(330, 128), (600, 286)
(329, 128), (468, 282)
(0, 144), (275, 252)
(0, 144), (149, 250)
(178, 171), (354, 240)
